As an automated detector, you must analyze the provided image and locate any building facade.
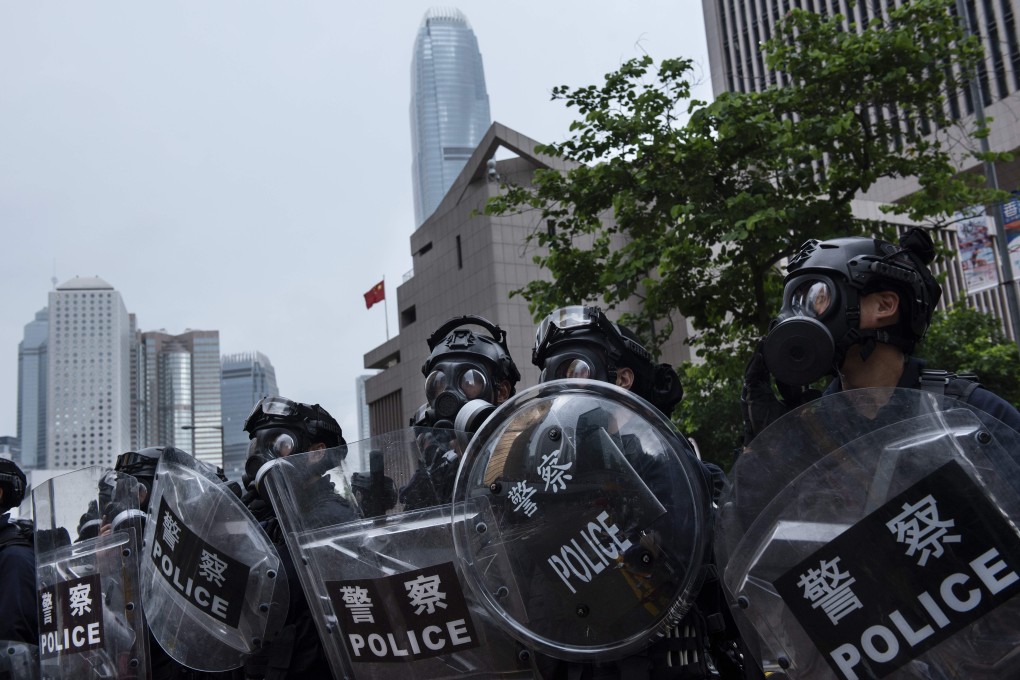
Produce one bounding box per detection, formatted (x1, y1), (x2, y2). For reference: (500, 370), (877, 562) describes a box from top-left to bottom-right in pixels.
(17, 307), (48, 468)
(364, 122), (693, 435)
(220, 352), (279, 481)
(702, 0), (1020, 337)
(46, 277), (133, 469)
(410, 7), (491, 228)
(136, 330), (223, 468)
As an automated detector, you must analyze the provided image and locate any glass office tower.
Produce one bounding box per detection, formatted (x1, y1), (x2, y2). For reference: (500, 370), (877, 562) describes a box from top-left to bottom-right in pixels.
(220, 352), (278, 481)
(410, 7), (491, 227)
(136, 330), (223, 468)
(17, 307), (48, 468)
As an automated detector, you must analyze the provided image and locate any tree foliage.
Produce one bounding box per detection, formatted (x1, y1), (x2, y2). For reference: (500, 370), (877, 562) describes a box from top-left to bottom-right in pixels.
(916, 305), (1020, 407)
(485, 0), (1011, 466)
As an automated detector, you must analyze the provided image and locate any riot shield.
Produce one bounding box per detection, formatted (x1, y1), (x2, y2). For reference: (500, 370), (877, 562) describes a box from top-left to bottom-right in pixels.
(717, 388), (1020, 679)
(256, 427), (535, 679)
(0, 641), (39, 680)
(138, 448), (289, 672)
(33, 467), (149, 679)
(452, 379), (713, 662)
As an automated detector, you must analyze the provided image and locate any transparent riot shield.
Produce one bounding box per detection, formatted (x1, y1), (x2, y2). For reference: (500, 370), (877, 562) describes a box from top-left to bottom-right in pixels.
(138, 448), (289, 672)
(716, 388), (1020, 679)
(33, 467), (149, 679)
(0, 641), (39, 680)
(257, 427), (535, 679)
(452, 379), (713, 662)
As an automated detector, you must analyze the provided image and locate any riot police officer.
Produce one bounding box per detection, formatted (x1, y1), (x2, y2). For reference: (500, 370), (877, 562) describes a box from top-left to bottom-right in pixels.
(413, 314), (521, 429)
(402, 315), (522, 510)
(0, 458), (36, 646)
(744, 227), (1020, 440)
(241, 396), (353, 679)
(532, 306), (762, 680)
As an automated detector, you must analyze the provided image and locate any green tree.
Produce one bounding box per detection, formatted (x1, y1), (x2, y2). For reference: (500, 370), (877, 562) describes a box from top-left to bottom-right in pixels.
(916, 304), (1020, 407)
(486, 0), (1010, 466)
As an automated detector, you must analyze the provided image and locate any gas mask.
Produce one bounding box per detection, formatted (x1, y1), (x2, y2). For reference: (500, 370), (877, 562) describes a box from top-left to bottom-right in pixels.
(243, 396), (346, 489)
(763, 230), (941, 387)
(419, 315), (521, 429)
(424, 359), (495, 424)
(538, 343), (613, 383)
(763, 274), (847, 387)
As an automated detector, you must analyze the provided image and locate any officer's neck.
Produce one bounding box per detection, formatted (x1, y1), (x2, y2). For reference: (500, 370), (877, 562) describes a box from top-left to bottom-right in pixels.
(838, 342), (905, 391)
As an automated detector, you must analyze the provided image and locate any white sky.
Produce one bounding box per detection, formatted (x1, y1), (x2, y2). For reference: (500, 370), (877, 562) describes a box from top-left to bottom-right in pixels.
(0, 1), (713, 441)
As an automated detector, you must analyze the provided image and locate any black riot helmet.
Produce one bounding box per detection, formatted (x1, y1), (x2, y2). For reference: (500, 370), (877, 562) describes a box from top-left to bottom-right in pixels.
(0, 458), (27, 511)
(533, 306), (684, 416)
(419, 315), (521, 426)
(244, 396), (345, 458)
(764, 227), (942, 386)
(114, 446), (184, 512)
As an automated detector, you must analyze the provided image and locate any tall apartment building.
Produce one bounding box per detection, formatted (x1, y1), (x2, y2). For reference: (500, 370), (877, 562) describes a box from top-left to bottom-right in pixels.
(220, 352), (278, 481)
(17, 307), (48, 468)
(702, 0), (1020, 337)
(410, 7), (492, 228)
(136, 330), (223, 468)
(46, 277), (133, 469)
(364, 122), (693, 435)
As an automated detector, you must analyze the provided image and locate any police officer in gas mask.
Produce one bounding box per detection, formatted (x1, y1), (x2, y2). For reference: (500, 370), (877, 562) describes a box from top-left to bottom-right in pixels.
(743, 227), (1020, 440)
(107, 447), (242, 680)
(402, 315), (521, 510)
(413, 315), (521, 430)
(0, 458), (36, 647)
(532, 306), (762, 680)
(241, 397), (355, 680)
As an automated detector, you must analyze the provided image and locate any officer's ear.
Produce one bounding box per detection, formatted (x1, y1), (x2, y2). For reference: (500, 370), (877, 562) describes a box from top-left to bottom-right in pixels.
(616, 367), (635, 391)
(864, 290), (900, 327)
(309, 442), (327, 452)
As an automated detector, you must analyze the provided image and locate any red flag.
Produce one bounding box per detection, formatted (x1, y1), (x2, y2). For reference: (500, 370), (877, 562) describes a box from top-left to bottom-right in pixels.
(364, 280), (385, 309)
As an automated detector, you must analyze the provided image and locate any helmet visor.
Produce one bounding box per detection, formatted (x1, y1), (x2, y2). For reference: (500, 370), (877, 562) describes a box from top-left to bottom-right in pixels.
(535, 306), (596, 352)
(789, 278), (836, 319)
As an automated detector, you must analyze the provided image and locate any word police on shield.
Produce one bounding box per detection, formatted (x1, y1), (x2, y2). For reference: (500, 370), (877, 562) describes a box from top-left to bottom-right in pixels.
(151, 497), (250, 628)
(326, 561), (479, 663)
(38, 573), (105, 658)
(774, 461), (1020, 680)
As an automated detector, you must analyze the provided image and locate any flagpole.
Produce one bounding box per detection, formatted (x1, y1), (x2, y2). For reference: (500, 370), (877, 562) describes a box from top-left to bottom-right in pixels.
(383, 275), (390, 340)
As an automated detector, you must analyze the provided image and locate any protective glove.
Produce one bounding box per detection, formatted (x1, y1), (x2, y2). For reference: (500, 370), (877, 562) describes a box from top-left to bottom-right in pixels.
(741, 340), (821, 445)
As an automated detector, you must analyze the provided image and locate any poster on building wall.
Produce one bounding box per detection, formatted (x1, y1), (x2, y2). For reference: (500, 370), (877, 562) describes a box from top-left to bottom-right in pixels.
(954, 206), (999, 294)
(1000, 194), (1020, 281)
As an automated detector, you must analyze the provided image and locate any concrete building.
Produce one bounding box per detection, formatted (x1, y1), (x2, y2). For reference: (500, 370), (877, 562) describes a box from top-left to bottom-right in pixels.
(702, 0), (1020, 337)
(17, 307), (48, 468)
(46, 277), (133, 469)
(364, 122), (693, 435)
(220, 352), (279, 481)
(410, 7), (491, 228)
(136, 330), (223, 468)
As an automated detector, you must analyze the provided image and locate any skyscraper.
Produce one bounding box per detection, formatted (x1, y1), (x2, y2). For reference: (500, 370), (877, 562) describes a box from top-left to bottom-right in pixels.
(220, 352), (279, 481)
(17, 307), (48, 468)
(136, 330), (223, 468)
(410, 7), (491, 227)
(47, 277), (133, 469)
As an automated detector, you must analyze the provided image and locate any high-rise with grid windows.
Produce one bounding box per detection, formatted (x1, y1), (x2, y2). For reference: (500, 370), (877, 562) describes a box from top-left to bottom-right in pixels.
(46, 277), (133, 469)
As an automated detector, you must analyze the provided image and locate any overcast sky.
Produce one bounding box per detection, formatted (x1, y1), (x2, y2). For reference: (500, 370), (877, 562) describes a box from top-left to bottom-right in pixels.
(0, 1), (713, 442)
